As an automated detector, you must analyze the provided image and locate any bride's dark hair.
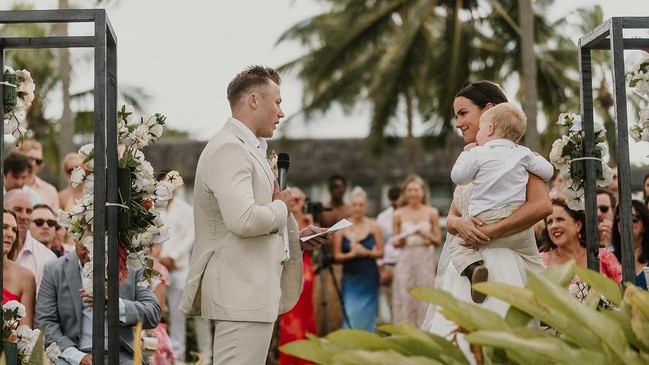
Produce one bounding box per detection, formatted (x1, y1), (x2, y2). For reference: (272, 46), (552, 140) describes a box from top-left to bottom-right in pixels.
(455, 80), (508, 109)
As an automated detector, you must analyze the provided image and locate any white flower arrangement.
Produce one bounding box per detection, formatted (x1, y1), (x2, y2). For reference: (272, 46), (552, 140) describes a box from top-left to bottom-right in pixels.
(627, 58), (649, 150)
(2, 65), (35, 144)
(2, 300), (61, 364)
(58, 104), (182, 296)
(267, 149), (278, 178)
(549, 113), (614, 210)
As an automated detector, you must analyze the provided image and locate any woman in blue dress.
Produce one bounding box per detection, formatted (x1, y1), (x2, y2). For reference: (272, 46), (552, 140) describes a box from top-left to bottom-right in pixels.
(332, 186), (385, 332)
(612, 199), (649, 289)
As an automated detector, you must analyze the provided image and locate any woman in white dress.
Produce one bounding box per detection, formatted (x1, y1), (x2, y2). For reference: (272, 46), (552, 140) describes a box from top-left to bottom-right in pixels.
(421, 81), (551, 359)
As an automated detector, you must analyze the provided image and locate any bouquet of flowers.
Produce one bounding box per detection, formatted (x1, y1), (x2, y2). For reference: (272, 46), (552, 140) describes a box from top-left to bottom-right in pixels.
(549, 113), (614, 210)
(58, 104), (182, 296)
(2, 301), (61, 364)
(2, 65), (35, 144)
(627, 57), (649, 147)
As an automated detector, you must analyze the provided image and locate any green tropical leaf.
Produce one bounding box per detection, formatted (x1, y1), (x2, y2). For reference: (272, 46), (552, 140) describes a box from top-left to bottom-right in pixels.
(574, 265), (622, 305)
(624, 285), (649, 350)
(280, 338), (332, 364)
(466, 330), (607, 365)
(332, 349), (443, 365)
(410, 287), (510, 332)
(378, 323), (471, 364)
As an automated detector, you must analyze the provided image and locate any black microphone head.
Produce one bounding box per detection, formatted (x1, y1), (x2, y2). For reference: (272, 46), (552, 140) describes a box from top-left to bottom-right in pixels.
(277, 153), (290, 170)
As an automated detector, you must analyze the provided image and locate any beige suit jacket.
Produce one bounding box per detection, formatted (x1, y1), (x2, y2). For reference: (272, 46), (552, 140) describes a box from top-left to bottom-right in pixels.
(179, 121), (303, 323)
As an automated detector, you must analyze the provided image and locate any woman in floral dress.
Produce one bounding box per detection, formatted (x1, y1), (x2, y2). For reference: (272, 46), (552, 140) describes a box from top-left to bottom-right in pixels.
(391, 175), (441, 326)
(540, 198), (622, 297)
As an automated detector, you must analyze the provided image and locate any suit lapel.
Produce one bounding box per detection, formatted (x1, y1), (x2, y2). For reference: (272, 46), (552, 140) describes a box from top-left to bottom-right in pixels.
(223, 123), (276, 188)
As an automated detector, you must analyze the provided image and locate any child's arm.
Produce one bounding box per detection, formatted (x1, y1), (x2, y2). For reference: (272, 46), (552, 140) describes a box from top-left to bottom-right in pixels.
(525, 150), (555, 181)
(450, 147), (481, 186)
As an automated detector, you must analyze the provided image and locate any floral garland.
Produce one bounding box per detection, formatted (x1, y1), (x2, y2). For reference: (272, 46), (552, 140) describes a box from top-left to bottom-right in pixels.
(58, 104), (182, 296)
(2, 66), (34, 144)
(627, 57), (649, 148)
(549, 113), (614, 210)
(2, 301), (61, 364)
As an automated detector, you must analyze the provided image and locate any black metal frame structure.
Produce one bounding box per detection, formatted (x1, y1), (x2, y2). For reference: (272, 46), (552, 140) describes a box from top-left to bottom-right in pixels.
(0, 9), (119, 365)
(579, 17), (649, 282)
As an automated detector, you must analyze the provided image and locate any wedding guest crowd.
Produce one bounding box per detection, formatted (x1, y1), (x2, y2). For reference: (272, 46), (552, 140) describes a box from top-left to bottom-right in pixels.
(4, 71), (649, 365)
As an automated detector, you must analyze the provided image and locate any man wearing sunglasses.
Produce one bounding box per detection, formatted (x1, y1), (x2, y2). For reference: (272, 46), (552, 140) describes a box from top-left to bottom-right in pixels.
(597, 187), (617, 252)
(30, 204), (61, 257)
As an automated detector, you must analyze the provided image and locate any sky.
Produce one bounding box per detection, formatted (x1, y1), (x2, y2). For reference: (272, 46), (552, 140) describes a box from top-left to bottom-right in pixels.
(4, 0), (649, 165)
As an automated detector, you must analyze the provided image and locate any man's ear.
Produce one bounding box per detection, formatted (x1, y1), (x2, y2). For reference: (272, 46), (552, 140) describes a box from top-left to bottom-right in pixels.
(246, 92), (258, 109)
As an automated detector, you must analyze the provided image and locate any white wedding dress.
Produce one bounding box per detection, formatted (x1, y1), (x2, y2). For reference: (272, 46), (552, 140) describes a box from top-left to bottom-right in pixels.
(421, 184), (545, 362)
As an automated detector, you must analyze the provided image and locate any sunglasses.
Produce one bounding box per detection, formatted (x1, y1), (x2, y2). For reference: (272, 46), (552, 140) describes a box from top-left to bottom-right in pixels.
(615, 214), (641, 224)
(597, 205), (611, 213)
(28, 157), (43, 166)
(33, 218), (59, 228)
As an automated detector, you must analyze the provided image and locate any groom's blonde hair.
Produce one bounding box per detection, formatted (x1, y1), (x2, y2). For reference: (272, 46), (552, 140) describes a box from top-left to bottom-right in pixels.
(227, 65), (281, 109)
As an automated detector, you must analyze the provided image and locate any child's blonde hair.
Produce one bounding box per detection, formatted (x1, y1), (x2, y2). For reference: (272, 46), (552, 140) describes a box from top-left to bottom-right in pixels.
(481, 102), (527, 143)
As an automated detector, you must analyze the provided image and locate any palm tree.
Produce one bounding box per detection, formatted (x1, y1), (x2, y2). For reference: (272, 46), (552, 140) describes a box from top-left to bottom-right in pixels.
(278, 0), (460, 172)
(278, 0), (582, 167)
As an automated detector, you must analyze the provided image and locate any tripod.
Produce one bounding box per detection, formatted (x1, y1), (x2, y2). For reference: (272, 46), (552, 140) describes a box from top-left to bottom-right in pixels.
(315, 245), (351, 333)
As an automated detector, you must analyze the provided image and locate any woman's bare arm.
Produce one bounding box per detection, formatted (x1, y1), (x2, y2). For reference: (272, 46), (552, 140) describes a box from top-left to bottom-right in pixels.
(427, 207), (442, 246)
(446, 201), (490, 243)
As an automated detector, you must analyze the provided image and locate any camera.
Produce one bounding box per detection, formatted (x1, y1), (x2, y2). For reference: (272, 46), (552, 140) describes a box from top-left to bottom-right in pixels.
(305, 199), (323, 224)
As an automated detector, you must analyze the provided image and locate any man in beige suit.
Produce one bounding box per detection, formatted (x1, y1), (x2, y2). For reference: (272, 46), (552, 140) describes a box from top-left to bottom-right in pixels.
(180, 65), (327, 364)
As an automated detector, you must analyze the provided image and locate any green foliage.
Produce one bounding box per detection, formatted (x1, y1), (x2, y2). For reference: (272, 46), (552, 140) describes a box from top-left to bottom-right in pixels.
(280, 261), (649, 364)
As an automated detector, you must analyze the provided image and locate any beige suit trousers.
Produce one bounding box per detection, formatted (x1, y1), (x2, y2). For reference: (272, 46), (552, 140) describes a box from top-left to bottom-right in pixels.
(212, 320), (276, 365)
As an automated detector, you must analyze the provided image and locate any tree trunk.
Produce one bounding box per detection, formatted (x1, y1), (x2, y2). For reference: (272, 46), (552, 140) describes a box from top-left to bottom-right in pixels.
(519, 0), (540, 152)
(57, 0), (74, 186)
(405, 90), (416, 174)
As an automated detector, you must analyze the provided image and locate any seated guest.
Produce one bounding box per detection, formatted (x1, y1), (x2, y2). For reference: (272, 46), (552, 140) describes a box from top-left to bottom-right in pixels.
(34, 239), (162, 365)
(3, 209), (36, 327)
(29, 204), (60, 256)
(3, 152), (42, 205)
(540, 198), (622, 299)
(14, 139), (60, 210)
(58, 152), (84, 212)
(612, 200), (649, 290)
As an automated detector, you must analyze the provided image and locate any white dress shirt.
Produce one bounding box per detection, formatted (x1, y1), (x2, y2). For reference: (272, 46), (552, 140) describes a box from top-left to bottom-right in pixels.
(16, 231), (57, 291)
(451, 139), (554, 217)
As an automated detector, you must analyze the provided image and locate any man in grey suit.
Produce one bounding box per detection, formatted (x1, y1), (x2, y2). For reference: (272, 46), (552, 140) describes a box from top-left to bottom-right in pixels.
(35, 238), (162, 364)
(179, 65), (328, 364)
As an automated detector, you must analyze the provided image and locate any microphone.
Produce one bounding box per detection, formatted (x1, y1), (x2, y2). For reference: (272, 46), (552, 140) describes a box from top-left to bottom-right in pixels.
(277, 153), (290, 190)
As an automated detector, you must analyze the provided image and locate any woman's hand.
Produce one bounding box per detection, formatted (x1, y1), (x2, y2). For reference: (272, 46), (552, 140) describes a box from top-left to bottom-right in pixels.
(351, 242), (371, 258)
(453, 216), (490, 247)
